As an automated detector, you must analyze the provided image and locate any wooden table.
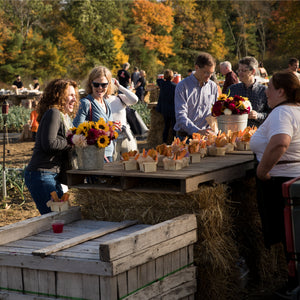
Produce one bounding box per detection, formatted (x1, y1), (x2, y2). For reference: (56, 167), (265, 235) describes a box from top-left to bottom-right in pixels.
(67, 151), (255, 194)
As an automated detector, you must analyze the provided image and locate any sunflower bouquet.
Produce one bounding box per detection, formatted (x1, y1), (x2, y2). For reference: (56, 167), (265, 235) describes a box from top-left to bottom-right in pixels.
(67, 118), (118, 148)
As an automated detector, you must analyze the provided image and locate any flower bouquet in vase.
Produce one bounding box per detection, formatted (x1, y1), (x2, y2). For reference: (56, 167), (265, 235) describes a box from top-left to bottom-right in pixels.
(67, 118), (118, 170)
(212, 94), (252, 133)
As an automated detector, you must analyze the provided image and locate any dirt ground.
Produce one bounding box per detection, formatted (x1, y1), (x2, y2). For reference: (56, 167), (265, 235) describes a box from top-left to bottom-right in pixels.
(0, 140), (40, 226)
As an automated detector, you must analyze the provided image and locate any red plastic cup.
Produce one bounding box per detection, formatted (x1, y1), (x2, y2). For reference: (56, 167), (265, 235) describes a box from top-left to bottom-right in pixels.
(52, 220), (64, 233)
(157, 74), (164, 79)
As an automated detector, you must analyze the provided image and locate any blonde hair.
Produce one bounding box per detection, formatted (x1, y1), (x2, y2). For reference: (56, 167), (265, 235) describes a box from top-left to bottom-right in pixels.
(85, 66), (112, 98)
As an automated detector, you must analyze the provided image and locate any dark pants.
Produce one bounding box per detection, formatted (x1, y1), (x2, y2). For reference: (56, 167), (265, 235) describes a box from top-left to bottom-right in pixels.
(256, 176), (293, 250)
(136, 87), (144, 102)
(25, 170), (63, 215)
(162, 116), (176, 144)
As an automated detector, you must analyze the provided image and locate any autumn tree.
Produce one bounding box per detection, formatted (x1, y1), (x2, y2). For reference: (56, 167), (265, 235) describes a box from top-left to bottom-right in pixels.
(63, 0), (119, 72)
(270, 0), (300, 58)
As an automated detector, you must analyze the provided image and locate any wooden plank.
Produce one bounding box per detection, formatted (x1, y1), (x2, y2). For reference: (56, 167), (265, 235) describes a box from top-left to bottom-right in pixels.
(0, 291), (61, 300)
(117, 272), (128, 299)
(184, 160), (255, 193)
(32, 220), (137, 257)
(56, 272), (100, 300)
(23, 269), (55, 297)
(111, 230), (197, 275)
(0, 206), (81, 246)
(155, 256), (164, 279)
(0, 254), (113, 276)
(100, 276), (117, 300)
(100, 214), (197, 262)
(127, 268), (138, 294)
(160, 280), (197, 300)
(124, 266), (196, 300)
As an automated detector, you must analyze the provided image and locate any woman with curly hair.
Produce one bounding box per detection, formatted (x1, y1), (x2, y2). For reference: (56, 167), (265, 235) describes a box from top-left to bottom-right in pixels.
(25, 79), (79, 214)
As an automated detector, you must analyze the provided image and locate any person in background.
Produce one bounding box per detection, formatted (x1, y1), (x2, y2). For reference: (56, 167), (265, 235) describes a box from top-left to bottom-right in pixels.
(288, 57), (300, 80)
(131, 66), (140, 88)
(219, 61), (239, 93)
(187, 69), (193, 77)
(250, 70), (300, 297)
(135, 70), (146, 102)
(109, 78), (138, 161)
(12, 75), (24, 93)
(73, 66), (121, 162)
(156, 69), (177, 143)
(227, 56), (269, 127)
(210, 73), (222, 96)
(33, 77), (40, 90)
(30, 100), (39, 143)
(24, 79), (79, 214)
(174, 52), (218, 139)
(117, 62), (131, 89)
(258, 62), (268, 78)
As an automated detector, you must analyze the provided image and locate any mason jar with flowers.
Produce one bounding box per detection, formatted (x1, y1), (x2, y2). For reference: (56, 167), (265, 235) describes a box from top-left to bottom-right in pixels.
(67, 118), (118, 170)
(211, 94), (252, 133)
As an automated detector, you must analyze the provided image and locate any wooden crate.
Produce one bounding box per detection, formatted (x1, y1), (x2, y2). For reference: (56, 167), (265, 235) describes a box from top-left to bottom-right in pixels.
(0, 207), (197, 300)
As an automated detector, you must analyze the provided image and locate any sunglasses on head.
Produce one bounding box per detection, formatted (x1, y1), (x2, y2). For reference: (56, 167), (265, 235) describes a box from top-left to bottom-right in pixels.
(92, 82), (109, 88)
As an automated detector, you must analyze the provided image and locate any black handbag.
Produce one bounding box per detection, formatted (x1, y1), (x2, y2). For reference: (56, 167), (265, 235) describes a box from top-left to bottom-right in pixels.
(117, 95), (149, 136)
(125, 107), (149, 136)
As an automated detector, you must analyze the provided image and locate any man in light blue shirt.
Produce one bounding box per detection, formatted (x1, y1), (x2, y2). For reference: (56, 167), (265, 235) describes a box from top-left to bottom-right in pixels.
(174, 52), (218, 138)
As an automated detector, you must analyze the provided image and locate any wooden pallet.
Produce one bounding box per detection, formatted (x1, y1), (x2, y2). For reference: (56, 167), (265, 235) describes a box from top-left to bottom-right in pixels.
(67, 153), (255, 194)
(0, 208), (197, 300)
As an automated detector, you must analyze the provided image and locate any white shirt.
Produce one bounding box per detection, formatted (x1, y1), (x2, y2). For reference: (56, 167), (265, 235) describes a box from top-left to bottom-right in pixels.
(250, 105), (300, 177)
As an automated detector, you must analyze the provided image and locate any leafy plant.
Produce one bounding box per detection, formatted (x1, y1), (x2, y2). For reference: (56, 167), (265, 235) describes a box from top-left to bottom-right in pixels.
(0, 106), (31, 132)
(131, 102), (151, 127)
(0, 166), (27, 204)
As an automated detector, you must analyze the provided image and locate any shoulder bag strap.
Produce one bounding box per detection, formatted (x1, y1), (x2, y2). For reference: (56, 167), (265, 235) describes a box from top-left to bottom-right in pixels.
(89, 101), (92, 121)
(117, 95), (127, 107)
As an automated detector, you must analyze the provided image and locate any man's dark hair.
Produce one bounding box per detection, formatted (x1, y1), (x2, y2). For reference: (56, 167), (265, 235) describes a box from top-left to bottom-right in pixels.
(195, 52), (215, 68)
(289, 57), (299, 66)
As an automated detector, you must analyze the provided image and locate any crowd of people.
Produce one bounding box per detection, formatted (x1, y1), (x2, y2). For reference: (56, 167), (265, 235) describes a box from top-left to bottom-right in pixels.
(22, 53), (300, 297)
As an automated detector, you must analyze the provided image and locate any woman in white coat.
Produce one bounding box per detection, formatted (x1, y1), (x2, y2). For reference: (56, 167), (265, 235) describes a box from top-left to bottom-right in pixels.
(109, 79), (139, 161)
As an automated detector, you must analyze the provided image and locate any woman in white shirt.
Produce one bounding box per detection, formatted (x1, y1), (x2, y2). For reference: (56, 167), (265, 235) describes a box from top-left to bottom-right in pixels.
(250, 70), (300, 293)
(109, 79), (138, 161)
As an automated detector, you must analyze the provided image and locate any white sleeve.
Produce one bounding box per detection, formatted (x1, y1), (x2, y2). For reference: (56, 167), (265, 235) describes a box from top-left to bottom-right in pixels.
(118, 85), (138, 106)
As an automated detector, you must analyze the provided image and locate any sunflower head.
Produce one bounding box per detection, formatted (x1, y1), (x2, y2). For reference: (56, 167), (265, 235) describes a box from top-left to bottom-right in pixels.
(97, 135), (110, 148)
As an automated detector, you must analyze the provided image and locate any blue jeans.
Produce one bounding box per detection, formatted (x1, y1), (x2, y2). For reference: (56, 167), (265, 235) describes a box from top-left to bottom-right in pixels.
(25, 170), (63, 215)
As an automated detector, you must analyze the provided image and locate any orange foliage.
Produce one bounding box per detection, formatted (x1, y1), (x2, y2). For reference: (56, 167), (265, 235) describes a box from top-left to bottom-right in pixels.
(132, 0), (174, 57)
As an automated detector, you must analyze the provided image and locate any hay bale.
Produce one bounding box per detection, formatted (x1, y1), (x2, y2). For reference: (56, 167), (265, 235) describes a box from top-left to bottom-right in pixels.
(147, 108), (164, 148)
(72, 183), (242, 300)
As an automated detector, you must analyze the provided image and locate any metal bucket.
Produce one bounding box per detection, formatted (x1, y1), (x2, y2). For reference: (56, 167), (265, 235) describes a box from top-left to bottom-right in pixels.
(75, 146), (104, 170)
(217, 114), (248, 133)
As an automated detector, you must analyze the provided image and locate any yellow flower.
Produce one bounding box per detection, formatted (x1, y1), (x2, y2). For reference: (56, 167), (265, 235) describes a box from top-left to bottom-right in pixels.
(97, 118), (109, 132)
(113, 131), (119, 139)
(76, 122), (89, 136)
(217, 94), (227, 101)
(97, 135), (110, 148)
